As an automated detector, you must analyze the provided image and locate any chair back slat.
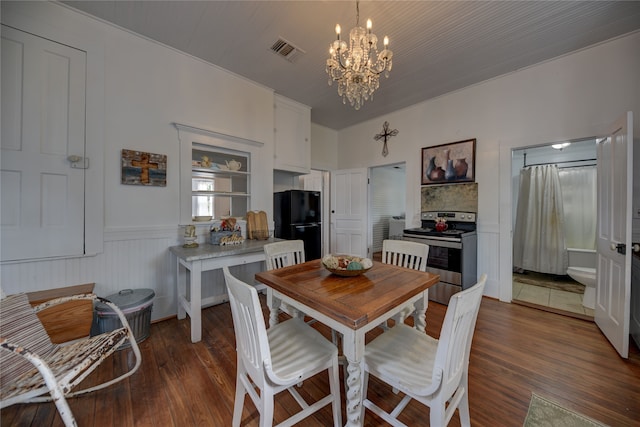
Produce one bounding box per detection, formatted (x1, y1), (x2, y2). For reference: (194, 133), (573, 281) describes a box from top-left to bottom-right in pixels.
(382, 240), (429, 271)
(435, 274), (487, 399)
(223, 267), (270, 388)
(264, 240), (305, 270)
(0, 294), (54, 389)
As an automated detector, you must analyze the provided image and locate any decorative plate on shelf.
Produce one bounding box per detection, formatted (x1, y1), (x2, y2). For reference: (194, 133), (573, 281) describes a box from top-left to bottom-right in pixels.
(322, 254), (373, 277)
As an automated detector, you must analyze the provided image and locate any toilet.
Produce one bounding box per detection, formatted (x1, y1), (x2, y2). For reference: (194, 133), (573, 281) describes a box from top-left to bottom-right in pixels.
(566, 248), (596, 309)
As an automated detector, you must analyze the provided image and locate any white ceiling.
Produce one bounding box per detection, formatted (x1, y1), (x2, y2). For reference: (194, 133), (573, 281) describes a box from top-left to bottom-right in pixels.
(62, 1), (640, 130)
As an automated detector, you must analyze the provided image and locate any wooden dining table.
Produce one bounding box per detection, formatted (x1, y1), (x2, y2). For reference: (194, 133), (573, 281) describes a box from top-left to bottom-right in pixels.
(255, 259), (440, 427)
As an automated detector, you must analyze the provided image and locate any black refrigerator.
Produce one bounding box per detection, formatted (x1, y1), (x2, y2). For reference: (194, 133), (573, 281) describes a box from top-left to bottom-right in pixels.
(274, 190), (322, 260)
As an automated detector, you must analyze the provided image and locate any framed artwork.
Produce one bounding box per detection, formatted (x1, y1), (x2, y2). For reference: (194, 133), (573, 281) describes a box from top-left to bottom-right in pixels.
(421, 138), (476, 185)
(121, 149), (167, 186)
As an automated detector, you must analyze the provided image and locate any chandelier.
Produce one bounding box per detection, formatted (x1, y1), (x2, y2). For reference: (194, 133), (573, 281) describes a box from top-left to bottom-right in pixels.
(326, 1), (393, 110)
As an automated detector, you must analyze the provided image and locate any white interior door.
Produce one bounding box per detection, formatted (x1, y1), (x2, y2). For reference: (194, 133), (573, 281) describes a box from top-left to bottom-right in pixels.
(1, 25), (86, 261)
(330, 168), (368, 257)
(595, 111), (633, 358)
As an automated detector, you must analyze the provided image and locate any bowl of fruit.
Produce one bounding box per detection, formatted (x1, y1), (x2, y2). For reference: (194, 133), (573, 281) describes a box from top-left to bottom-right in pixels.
(322, 254), (373, 277)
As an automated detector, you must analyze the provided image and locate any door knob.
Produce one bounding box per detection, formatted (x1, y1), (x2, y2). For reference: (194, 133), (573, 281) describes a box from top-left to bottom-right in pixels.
(610, 242), (626, 255)
(67, 155), (89, 169)
(633, 243), (640, 253)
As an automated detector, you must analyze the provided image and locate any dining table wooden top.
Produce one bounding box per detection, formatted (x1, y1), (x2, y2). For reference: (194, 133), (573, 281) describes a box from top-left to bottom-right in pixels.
(255, 259), (440, 330)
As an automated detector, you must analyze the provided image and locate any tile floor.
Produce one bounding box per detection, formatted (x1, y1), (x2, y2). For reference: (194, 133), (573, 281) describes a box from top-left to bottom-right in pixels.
(513, 281), (594, 318)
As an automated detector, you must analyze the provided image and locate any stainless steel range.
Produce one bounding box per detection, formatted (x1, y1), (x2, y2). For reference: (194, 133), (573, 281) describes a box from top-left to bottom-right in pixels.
(403, 211), (477, 305)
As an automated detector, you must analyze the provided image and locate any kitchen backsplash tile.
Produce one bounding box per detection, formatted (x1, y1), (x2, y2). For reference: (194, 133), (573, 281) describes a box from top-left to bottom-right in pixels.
(421, 183), (478, 213)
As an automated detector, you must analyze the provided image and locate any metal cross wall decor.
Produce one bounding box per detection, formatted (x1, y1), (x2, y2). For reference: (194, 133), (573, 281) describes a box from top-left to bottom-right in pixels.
(374, 121), (399, 157)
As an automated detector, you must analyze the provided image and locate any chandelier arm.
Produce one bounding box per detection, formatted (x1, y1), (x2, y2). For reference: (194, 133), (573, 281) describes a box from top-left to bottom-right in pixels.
(334, 51), (349, 71)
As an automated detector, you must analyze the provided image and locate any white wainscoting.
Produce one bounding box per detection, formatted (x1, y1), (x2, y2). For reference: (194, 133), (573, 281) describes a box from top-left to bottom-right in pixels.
(0, 226), (266, 321)
(476, 222), (501, 300)
(2, 224), (504, 316)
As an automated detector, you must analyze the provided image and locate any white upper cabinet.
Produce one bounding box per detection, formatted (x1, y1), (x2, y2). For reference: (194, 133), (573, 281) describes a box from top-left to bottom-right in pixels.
(274, 94), (311, 174)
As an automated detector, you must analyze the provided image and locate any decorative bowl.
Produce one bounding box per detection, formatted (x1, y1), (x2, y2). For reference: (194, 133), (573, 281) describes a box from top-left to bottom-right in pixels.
(322, 254), (373, 277)
(193, 216), (212, 222)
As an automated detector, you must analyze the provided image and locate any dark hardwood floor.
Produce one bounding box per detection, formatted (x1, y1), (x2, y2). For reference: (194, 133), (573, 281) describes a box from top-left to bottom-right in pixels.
(2, 295), (639, 426)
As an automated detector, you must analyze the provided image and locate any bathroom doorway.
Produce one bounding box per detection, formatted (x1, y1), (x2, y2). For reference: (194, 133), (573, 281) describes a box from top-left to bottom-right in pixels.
(369, 162), (406, 257)
(511, 138), (597, 320)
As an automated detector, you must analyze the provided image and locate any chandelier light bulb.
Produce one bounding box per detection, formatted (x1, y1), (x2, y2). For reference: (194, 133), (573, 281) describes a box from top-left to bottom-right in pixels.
(367, 19), (372, 32)
(336, 24), (341, 38)
(384, 36), (389, 47)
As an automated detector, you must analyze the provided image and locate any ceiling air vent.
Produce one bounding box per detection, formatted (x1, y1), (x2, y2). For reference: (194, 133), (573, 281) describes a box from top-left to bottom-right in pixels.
(270, 37), (306, 63)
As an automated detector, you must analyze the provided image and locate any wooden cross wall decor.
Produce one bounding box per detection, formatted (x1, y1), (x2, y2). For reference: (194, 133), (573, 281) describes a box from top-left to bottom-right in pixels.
(121, 149), (167, 186)
(374, 121), (399, 157)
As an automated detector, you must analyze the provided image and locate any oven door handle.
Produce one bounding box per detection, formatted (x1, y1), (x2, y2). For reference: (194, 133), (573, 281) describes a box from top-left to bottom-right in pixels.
(402, 235), (462, 249)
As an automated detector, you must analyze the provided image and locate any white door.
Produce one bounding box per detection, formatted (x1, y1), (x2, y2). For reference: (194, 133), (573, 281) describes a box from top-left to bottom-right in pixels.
(330, 168), (368, 257)
(1, 26), (87, 261)
(595, 111), (633, 358)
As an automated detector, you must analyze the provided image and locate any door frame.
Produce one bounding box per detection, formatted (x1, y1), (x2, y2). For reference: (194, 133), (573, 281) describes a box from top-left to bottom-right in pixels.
(367, 162), (407, 256)
(499, 132), (617, 303)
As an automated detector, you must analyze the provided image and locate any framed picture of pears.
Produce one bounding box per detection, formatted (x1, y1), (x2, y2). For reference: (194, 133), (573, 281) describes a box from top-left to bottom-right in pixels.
(421, 139), (476, 185)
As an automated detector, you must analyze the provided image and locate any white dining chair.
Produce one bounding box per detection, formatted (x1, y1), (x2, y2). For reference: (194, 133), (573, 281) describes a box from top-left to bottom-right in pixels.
(263, 239), (340, 349)
(263, 240), (306, 322)
(361, 274), (487, 427)
(222, 267), (342, 427)
(381, 239), (430, 327)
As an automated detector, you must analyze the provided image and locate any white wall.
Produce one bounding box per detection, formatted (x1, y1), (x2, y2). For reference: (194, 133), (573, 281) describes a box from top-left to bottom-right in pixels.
(1, 2), (276, 319)
(333, 31), (640, 300)
(310, 123), (339, 171)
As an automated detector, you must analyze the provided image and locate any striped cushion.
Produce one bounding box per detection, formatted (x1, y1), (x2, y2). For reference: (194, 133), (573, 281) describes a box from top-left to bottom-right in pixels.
(0, 293), (54, 391)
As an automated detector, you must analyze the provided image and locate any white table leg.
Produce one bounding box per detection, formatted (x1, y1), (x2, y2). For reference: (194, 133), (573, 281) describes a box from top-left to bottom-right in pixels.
(342, 331), (365, 427)
(176, 257), (186, 320)
(413, 290), (428, 333)
(266, 288), (282, 327)
(190, 261), (202, 343)
(344, 357), (364, 427)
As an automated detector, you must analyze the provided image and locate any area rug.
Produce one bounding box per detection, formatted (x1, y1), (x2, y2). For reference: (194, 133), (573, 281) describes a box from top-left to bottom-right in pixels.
(514, 271), (585, 294)
(523, 393), (608, 427)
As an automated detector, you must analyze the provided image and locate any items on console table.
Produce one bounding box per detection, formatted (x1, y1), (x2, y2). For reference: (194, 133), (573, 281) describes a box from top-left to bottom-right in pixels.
(210, 218), (244, 245)
(183, 224), (198, 248)
(246, 210), (270, 240)
(169, 238), (281, 343)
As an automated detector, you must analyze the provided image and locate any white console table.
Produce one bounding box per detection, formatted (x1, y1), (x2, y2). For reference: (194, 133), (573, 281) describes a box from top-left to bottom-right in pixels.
(169, 239), (279, 343)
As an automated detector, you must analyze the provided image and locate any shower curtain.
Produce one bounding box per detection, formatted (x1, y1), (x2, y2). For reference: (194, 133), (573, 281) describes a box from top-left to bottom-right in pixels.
(559, 166), (597, 249)
(513, 165), (568, 275)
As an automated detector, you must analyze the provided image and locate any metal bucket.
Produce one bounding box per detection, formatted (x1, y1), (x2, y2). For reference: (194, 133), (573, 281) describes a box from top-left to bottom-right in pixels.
(92, 288), (155, 348)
